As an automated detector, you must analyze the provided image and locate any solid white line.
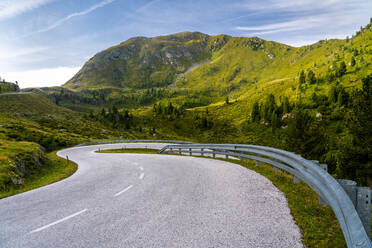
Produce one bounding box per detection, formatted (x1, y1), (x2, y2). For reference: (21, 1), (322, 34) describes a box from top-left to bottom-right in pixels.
(114, 185), (133, 197)
(139, 172), (145, 180)
(30, 209), (88, 233)
(139, 166), (144, 171)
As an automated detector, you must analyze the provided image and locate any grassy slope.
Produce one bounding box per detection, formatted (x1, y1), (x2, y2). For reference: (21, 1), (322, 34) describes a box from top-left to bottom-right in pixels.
(0, 93), (124, 145)
(181, 31), (371, 120)
(127, 24), (371, 142)
(64, 32), (211, 90)
(0, 150), (77, 198)
(0, 93), (137, 195)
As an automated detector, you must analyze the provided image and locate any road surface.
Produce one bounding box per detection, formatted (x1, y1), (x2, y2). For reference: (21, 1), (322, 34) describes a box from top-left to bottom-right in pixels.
(0, 143), (303, 247)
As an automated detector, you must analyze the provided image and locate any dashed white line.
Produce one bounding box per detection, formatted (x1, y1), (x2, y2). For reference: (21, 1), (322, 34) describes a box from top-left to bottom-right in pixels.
(133, 162), (139, 166)
(139, 173), (145, 180)
(30, 209), (88, 234)
(114, 185), (133, 197)
(139, 166), (144, 171)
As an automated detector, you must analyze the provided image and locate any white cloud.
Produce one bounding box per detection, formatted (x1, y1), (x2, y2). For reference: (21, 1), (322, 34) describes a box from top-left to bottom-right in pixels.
(0, 0), (54, 20)
(28, 0), (117, 35)
(1, 67), (80, 88)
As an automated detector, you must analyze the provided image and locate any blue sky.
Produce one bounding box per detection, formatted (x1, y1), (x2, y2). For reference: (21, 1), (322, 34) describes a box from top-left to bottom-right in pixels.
(0, 0), (371, 88)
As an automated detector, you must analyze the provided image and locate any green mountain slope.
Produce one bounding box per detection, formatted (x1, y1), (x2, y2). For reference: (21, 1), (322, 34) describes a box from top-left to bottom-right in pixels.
(63, 23), (371, 108)
(64, 32), (212, 90)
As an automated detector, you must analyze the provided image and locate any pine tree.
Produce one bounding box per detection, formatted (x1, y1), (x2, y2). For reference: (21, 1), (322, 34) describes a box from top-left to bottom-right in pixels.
(282, 97), (290, 114)
(299, 70), (305, 85)
(351, 56), (356, 66)
(306, 70), (316, 84)
(337, 61), (347, 77)
(101, 108), (106, 118)
(271, 111), (278, 133)
(251, 102), (260, 122)
(338, 74), (372, 184)
(263, 94), (276, 121)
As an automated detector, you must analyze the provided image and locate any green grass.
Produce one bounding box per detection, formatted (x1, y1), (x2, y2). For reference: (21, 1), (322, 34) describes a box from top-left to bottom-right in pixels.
(96, 148), (159, 154)
(0, 151), (77, 199)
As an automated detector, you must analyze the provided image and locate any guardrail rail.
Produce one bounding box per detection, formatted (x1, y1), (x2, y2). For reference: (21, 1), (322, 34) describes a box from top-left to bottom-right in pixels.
(159, 143), (371, 248)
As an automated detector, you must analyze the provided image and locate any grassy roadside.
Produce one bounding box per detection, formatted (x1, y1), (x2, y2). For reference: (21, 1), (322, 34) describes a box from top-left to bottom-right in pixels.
(100, 148), (347, 247)
(0, 151), (77, 199)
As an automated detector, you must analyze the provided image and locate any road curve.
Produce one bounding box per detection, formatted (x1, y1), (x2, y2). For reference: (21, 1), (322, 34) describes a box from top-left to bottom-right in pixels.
(0, 143), (303, 248)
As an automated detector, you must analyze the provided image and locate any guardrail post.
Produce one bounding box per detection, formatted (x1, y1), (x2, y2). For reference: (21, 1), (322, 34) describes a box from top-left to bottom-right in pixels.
(178, 148), (181, 155)
(356, 187), (371, 238)
(212, 151), (216, 158)
(293, 176), (300, 184)
(170, 148), (173, 153)
(201, 148), (204, 156)
(273, 158), (278, 172)
(255, 154), (260, 165)
(318, 195), (328, 206)
(311, 161), (327, 205)
(189, 148), (192, 156)
(337, 179), (357, 206)
(320, 163), (328, 172)
(225, 152), (229, 159)
(239, 151), (244, 161)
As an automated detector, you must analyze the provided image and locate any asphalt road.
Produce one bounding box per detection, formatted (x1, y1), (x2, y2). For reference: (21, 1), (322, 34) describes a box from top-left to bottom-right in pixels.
(0, 143), (303, 248)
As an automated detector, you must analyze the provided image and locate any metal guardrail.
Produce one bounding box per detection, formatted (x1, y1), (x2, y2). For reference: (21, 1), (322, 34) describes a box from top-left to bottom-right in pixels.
(159, 143), (371, 248)
(75, 139), (194, 147)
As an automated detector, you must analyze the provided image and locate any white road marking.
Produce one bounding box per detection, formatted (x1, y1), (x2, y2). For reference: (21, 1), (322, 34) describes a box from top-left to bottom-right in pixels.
(114, 185), (133, 197)
(30, 209), (88, 233)
(139, 166), (144, 171)
(139, 173), (145, 180)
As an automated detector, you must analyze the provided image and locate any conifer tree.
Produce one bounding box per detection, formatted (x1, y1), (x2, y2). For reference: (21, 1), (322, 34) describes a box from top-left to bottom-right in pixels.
(351, 56), (356, 66)
(251, 102), (260, 122)
(306, 70), (316, 84)
(299, 70), (305, 84)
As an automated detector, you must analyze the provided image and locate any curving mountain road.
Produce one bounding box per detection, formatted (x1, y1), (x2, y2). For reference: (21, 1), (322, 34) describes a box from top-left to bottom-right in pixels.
(0, 143), (303, 248)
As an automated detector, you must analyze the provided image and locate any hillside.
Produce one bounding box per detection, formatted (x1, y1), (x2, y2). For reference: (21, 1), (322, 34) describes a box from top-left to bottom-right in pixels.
(0, 92), (140, 193)
(0, 81), (19, 94)
(64, 32), (212, 90)
(61, 23), (371, 113)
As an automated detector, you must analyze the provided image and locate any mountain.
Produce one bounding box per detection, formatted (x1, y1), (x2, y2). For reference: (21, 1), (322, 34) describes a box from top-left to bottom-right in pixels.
(64, 26), (371, 104)
(64, 32), (212, 90)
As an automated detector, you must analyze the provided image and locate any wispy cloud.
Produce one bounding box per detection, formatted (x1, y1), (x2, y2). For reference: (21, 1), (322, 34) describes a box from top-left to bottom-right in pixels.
(0, 0), (54, 20)
(236, 15), (329, 34)
(25, 0), (117, 36)
(0, 45), (48, 60)
(240, 0), (347, 12)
